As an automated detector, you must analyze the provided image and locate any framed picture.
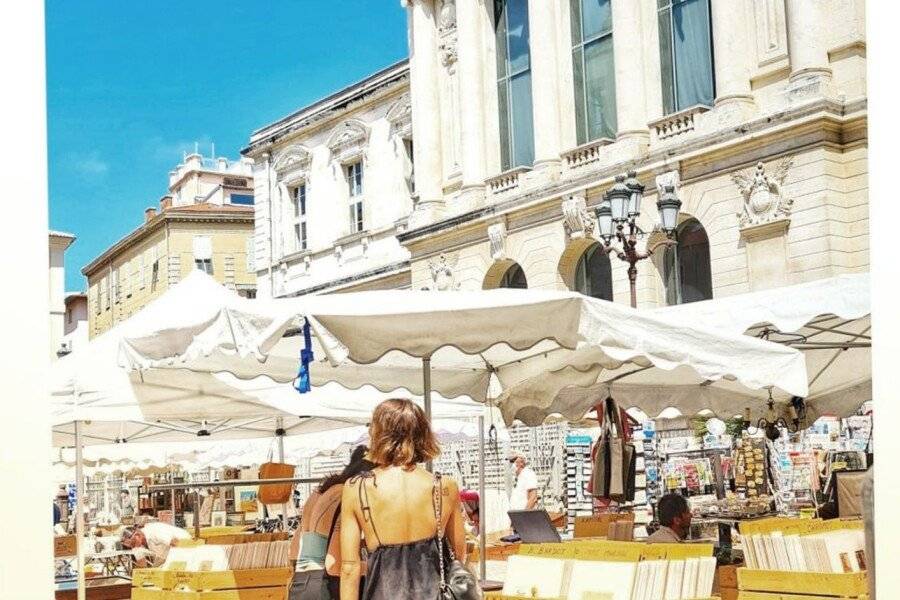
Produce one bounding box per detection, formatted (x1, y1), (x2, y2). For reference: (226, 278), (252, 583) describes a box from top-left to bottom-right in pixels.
(234, 486), (259, 519)
(211, 510), (227, 527)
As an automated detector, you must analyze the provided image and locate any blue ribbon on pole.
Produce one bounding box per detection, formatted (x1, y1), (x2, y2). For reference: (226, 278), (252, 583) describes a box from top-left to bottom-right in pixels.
(294, 319), (314, 394)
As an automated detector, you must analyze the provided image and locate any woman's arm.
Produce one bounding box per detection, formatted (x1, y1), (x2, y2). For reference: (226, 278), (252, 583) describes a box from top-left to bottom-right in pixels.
(339, 482), (363, 600)
(444, 478), (466, 561)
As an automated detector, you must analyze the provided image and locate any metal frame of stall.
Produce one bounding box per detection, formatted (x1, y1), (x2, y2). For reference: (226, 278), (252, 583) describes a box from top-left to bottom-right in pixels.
(69, 408), (489, 600)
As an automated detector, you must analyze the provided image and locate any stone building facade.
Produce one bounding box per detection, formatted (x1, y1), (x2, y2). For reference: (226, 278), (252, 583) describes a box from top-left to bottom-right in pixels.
(49, 230), (76, 358)
(396, 0), (867, 305)
(83, 154), (256, 337)
(243, 61), (415, 298)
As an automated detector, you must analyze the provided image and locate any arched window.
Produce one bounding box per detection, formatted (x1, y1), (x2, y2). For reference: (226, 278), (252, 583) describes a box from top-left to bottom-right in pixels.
(574, 243), (613, 301)
(499, 263), (528, 289)
(663, 218), (712, 305)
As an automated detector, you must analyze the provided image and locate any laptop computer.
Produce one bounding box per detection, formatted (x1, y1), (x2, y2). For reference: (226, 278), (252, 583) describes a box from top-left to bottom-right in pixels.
(507, 509), (562, 544)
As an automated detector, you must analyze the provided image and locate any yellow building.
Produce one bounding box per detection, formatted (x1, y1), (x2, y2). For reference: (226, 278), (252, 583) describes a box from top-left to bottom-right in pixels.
(83, 154), (256, 338)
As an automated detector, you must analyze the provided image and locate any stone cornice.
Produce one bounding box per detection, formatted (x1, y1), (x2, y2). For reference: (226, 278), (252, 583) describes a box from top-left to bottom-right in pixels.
(82, 210), (253, 277)
(243, 61), (410, 158)
(399, 98), (867, 256)
(280, 260), (411, 296)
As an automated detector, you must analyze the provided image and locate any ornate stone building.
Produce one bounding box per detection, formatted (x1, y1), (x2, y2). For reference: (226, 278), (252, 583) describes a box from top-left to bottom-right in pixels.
(243, 61), (414, 297)
(396, 0), (867, 304)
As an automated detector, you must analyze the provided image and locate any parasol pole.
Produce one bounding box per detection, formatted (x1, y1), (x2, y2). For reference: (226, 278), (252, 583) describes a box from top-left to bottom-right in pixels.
(478, 414), (487, 582)
(276, 418), (288, 532)
(423, 355), (433, 471)
(75, 420), (86, 600)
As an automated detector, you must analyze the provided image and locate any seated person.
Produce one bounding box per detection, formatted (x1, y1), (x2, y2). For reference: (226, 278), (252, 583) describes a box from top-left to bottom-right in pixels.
(646, 493), (691, 543)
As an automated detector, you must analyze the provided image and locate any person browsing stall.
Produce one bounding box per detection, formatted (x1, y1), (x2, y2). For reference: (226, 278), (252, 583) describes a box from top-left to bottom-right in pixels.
(508, 452), (538, 511)
(340, 399), (467, 600)
(646, 493), (692, 543)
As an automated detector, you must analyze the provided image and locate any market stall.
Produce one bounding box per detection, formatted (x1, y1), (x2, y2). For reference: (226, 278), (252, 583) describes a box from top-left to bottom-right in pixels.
(116, 273), (811, 590)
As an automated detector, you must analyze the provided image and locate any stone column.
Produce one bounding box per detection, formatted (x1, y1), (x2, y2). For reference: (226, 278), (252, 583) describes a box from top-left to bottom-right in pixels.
(611, 0), (650, 148)
(528, 0), (562, 174)
(711, 0), (755, 118)
(408, 0), (445, 225)
(785, 0), (833, 96)
(456, 0), (486, 206)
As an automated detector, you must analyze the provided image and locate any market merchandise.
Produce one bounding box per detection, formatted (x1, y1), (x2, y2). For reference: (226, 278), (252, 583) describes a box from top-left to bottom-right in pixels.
(500, 554), (715, 600)
(161, 540), (291, 571)
(743, 527), (866, 573)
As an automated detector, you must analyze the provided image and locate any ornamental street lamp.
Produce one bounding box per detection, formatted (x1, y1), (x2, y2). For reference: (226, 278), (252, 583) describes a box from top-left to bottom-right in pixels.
(594, 171), (682, 308)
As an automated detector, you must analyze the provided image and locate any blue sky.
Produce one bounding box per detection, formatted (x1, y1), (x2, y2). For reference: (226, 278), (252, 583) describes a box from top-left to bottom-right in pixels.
(47, 1), (409, 291)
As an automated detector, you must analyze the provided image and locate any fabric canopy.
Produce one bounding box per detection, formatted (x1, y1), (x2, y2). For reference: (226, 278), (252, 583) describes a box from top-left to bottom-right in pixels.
(52, 272), (484, 447)
(118, 273), (809, 426)
(649, 273), (871, 420)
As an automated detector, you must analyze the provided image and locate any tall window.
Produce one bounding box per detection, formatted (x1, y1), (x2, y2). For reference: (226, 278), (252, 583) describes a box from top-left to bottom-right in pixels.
(192, 235), (213, 275)
(495, 0), (534, 170)
(347, 161), (364, 233)
(571, 0), (617, 143)
(499, 263), (528, 289)
(403, 138), (415, 195)
(574, 243), (613, 301)
(657, 0), (715, 114)
(663, 218), (713, 305)
(292, 184), (308, 251)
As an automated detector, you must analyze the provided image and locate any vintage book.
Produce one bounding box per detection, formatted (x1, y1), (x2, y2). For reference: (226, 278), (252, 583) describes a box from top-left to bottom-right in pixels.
(680, 558), (699, 600)
(504, 555), (571, 599)
(664, 559), (684, 600)
(568, 560), (635, 600)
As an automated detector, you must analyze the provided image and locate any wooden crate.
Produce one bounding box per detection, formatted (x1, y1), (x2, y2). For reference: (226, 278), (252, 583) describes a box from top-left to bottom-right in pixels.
(132, 567), (291, 600)
(737, 568), (868, 598)
(738, 593), (869, 600)
(573, 513), (634, 538)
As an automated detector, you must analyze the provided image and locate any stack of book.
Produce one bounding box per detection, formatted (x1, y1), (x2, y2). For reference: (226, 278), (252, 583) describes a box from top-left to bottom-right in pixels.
(161, 540), (292, 571)
(501, 554), (716, 600)
(743, 527), (866, 573)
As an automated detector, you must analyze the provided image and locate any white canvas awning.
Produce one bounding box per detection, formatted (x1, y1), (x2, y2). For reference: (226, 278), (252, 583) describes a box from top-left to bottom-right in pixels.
(118, 273), (809, 426)
(649, 273), (871, 420)
(52, 272), (484, 447)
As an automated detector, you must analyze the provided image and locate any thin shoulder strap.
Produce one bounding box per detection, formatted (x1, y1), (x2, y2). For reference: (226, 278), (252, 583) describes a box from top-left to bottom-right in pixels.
(357, 473), (382, 546)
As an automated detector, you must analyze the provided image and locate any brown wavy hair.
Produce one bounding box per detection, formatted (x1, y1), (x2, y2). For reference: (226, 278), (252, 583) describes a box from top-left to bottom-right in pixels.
(367, 399), (440, 467)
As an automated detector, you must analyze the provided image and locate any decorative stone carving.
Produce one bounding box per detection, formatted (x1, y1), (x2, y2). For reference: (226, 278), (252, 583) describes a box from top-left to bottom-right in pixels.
(648, 105), (710, 141)
(334, 244), (344, 266)
(561, 193), (595, 239)
(732, 158), (794, 229)
(488, 222), (507, 260)
(386, 94), (412, 139)
(753, 0), (789, 71)
(327, 120), (369, 164)
(273, 145), (312, 175)
(655, 170), (681, 198)
(438, 0), (457, 67)
(425, 254), (460, 291)
(561, 138), (614, 170)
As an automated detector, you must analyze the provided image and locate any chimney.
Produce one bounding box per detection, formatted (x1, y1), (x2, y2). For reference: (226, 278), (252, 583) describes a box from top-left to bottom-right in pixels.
(160, 195), (173, 211)
(144, 207), (157, 222)
(217, 157), (228, 170)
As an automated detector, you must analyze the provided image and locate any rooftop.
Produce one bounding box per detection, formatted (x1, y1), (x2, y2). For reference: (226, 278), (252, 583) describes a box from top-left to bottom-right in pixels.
(244, 58), (409, 154)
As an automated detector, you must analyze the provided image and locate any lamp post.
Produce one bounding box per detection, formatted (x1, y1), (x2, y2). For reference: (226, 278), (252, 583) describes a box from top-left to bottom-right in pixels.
(594, 171), (682, 308)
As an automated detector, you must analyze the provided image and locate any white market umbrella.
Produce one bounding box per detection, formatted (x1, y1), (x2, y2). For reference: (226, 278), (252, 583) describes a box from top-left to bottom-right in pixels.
(651, 273), (870, 420)
(119, 282), (810, 425)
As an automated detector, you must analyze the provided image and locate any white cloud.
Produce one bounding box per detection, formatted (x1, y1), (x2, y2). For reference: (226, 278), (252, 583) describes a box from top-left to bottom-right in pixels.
(72, 154), (109, 176)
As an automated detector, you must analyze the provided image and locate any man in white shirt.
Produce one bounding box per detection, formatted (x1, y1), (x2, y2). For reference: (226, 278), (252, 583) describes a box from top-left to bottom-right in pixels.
(508, 452), (538, 511)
